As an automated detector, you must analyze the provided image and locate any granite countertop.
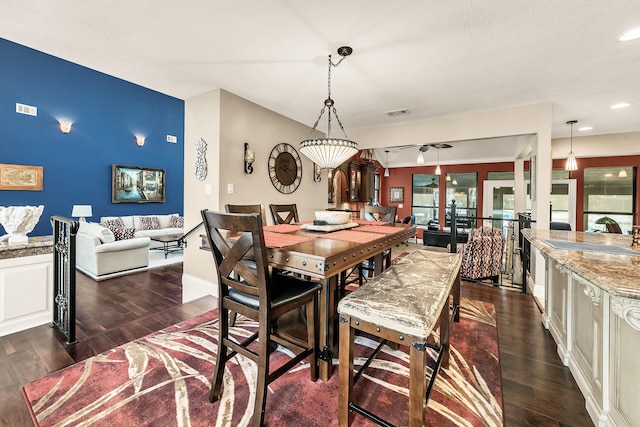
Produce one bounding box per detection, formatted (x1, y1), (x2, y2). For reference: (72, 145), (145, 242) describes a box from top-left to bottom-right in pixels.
(0, 235), (54, 260)
(522, 229), (640, 299)
(337, 250), (461, 339)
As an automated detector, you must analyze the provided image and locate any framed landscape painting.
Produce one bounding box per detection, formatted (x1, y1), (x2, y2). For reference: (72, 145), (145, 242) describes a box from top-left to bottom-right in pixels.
(112, 164), (165, 203)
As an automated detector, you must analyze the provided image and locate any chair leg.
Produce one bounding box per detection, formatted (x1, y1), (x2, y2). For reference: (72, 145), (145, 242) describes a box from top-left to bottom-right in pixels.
(209, 309), (229, 403)
(306, 298), (319, 382)
(252, 322), (270, 427)
(229, 311), (238, 327)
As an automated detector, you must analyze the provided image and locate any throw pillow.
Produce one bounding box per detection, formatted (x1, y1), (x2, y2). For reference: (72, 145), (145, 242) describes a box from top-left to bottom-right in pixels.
(101, 217), (125, 230)
(169, 215), (184, 228)
(113, 227), (136, 241)
(140, 216), (160, 230)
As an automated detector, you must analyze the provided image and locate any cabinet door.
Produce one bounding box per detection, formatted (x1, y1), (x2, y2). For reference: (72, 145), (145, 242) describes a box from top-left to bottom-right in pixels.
(362, 165), (376, 204)
(349, 163), (362, 201)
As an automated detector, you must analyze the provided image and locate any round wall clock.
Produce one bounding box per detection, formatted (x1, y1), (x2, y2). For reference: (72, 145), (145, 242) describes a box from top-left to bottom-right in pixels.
(268, 143), (302, 194)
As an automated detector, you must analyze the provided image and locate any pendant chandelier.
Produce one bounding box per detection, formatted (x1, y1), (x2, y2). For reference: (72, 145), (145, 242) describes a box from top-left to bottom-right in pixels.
(384, 150), (390, 177)
(565, 120), (578, 171)
(299, 46), (358, 169)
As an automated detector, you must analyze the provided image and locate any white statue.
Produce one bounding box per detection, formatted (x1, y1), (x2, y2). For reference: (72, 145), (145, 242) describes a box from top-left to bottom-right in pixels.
(0, 205), (44, 245)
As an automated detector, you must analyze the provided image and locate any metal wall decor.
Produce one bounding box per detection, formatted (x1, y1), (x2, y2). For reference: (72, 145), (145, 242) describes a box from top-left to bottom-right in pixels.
(268, 143), (302, 194)
(194, 138), (207, 181)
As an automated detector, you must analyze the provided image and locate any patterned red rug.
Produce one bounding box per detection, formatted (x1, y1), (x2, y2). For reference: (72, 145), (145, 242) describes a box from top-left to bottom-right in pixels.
(22, 298), (503, 426)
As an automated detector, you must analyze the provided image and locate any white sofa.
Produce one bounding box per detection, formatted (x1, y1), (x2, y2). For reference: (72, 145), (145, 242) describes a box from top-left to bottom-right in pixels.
(99, 214), (184, 249)
(75, 221), (151, 279)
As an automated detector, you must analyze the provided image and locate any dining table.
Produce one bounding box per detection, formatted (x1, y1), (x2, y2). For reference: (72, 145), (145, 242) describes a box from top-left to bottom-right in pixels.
(260, 219), (417, 380)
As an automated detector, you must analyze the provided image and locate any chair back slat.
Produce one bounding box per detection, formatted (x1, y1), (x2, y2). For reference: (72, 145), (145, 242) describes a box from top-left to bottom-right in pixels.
(225, 204), (267, 226)
(269, 204), (299, 224)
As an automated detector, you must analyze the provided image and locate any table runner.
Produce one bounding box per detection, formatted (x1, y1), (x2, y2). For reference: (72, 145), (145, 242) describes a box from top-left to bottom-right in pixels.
(320, 230), (382, 244)
(263, 231), (315, 248)
(354, 219), (389, 226)
(356, 225), (400, 234)
(263, 224), (302, 233)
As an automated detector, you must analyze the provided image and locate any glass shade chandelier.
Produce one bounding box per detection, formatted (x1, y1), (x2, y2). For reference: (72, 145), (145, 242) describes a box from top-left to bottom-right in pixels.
(565, 120), (578, 171)
(384, 150), (390, 177)
(299, 46), (358, 169)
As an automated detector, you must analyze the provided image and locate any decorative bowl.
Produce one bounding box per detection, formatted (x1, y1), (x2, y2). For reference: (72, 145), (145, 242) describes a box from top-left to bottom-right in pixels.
(314, 211), (351, 225)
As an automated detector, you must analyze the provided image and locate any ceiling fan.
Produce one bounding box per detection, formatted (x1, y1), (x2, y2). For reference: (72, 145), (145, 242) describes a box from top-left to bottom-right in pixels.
(425, 178), (438, 188)
(396, 144), (430, 152)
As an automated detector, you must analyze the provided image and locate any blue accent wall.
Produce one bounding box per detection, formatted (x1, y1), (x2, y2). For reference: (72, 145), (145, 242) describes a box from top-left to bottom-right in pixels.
(0, 38), (184, 237)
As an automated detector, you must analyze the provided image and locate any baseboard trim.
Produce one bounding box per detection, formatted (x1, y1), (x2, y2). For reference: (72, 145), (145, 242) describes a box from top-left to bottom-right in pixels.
(182, 273), (217, 303)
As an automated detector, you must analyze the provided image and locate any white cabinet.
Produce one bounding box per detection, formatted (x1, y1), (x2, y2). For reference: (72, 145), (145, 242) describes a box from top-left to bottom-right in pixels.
(0, 252), (53, 337)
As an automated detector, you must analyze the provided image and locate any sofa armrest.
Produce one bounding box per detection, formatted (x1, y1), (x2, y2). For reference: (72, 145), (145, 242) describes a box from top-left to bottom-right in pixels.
(94, 237), (151, 254)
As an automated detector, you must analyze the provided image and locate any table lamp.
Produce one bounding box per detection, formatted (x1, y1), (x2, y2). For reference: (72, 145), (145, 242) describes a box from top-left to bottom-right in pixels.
(71, 205), (92, 222)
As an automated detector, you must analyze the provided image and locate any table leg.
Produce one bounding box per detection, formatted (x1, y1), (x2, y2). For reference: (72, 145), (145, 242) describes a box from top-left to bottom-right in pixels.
(318, 275), (338, 381)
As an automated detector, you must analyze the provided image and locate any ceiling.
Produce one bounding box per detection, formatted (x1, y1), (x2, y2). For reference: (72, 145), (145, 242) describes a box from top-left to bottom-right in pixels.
(3, 1), (640, 166)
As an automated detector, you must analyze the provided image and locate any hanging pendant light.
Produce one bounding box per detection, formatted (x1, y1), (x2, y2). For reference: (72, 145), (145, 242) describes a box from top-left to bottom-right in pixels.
(435, 147), (441, 175)
(417, 150), (425, 165)
(300, 46), (358, 169)
(565, 120), (578, 171)
(384, 150), (390, 177)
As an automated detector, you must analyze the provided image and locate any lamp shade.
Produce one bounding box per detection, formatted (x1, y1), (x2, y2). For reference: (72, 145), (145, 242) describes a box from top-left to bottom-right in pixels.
(565, 152), (578, 171)
(417, 151), (424, 165)
(71, 204), (92, 220)
(299, 138), (358, 169)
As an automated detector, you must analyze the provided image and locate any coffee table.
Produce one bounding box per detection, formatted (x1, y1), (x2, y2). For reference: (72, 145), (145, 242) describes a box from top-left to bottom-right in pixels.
(150, 234), (184, 258)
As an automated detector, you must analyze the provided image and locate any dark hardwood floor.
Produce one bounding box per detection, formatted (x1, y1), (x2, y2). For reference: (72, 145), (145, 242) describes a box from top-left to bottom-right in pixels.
(0, 260), (593, 426)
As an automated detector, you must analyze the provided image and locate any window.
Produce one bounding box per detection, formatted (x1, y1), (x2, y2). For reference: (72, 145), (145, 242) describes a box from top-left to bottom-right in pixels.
(412, 174), (439, 225)
(583, 166), (634, 233)
(445, 172), (477, 228)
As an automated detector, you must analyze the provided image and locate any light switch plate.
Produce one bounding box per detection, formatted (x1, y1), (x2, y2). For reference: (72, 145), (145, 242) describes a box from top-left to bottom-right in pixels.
(227, 183), (234, 194)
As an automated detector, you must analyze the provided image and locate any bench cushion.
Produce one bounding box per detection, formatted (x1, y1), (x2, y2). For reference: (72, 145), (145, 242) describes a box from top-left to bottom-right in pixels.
(337, 250), (461, 339)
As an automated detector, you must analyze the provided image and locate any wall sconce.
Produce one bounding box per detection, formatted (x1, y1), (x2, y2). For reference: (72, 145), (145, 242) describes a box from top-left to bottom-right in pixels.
(59, 120), (72, 134)
(244, 142), (255, 174)
(135, 136), (145, 147)
(314, 163), (322, 182)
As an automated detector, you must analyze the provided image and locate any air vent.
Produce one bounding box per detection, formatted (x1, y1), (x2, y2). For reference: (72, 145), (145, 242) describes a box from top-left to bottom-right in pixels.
(16, 103), (37, 116)
(385, 109), (410, 117)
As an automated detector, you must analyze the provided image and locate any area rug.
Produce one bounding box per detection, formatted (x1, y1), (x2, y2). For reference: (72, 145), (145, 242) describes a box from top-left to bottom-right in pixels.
(23, 298), (503, 427)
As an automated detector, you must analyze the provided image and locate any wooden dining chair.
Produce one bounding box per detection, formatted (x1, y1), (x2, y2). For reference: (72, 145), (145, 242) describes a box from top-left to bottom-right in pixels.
(357, 205), (398, 285)
(201, 209), (320, 427)
(225, 204), (267, 226)
(224, 204), (267, 326)
(269, 203), (299, 224)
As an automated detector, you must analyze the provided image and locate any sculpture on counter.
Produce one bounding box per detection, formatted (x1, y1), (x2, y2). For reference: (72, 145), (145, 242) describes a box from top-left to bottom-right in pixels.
(0, 205), (44, 245)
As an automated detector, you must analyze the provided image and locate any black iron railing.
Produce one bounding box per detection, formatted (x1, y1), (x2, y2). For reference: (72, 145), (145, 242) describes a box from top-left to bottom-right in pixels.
(50, 216), (79, 346)
(448, 200), (530, 292)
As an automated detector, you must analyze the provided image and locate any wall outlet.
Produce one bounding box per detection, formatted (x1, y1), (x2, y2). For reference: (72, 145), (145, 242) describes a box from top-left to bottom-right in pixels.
(205, 184), (212, 195)
(399, 203), (403, 208)
(166, 135), (177, 143)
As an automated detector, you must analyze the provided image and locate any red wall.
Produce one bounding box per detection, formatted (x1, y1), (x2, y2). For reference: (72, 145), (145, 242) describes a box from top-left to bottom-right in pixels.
(377, 156), (640, 232)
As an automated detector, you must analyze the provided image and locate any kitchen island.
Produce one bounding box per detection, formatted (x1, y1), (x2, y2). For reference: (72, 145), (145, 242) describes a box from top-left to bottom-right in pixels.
(522, 229), (639, 427)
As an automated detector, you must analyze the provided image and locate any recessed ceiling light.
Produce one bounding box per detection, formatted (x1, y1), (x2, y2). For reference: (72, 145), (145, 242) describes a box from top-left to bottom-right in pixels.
(578, 126), (593, 131)
(618, 28), (640, 42)
(611, 102), (631, 109)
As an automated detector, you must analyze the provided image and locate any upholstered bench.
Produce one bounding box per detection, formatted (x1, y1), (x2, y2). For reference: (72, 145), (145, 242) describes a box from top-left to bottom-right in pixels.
(337, 250), (462, 427)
